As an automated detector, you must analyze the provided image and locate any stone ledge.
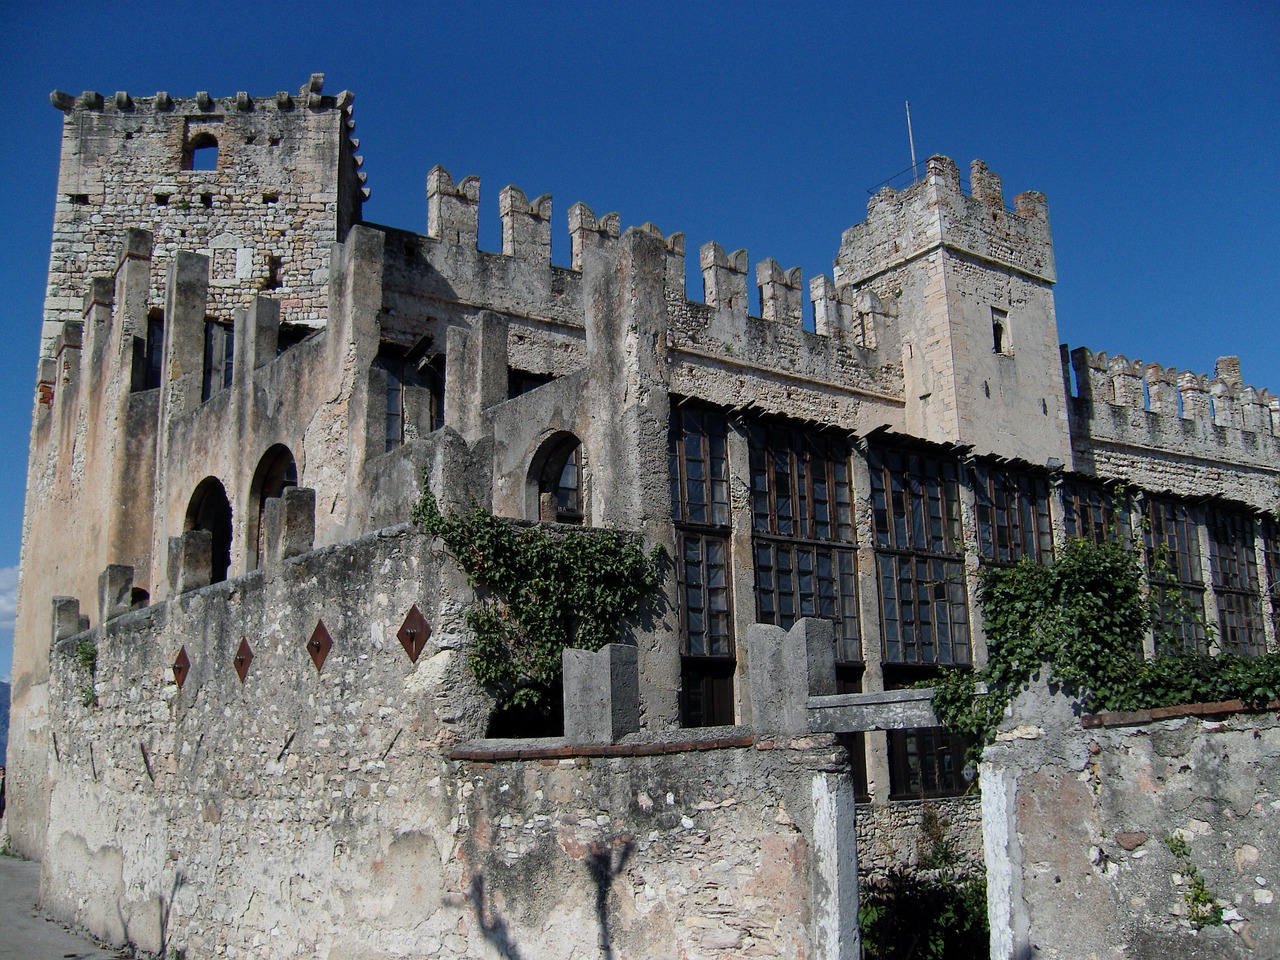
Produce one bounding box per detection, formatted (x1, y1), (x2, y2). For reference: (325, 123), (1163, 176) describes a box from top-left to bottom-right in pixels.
(1082, 698), (1280, 729)
(449, 734), (756, 762)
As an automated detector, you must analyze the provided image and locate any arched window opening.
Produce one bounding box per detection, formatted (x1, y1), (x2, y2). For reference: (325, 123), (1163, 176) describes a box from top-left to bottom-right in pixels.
(184, 131), (219, 172)
(130, 588), (150, 610)
(533, 434), (585, 525)
(249, 444), (298, 570)
(185, 477), (233, 584)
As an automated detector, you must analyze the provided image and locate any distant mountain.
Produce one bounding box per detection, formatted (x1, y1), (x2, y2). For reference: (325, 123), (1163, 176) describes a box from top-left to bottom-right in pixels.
(0, 680), (9, 766)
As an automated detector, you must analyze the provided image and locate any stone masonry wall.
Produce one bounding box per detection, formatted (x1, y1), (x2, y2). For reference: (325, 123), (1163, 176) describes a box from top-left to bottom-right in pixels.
(982, 680), (1280, 960)
(44, 77), (360, 349)
(40, 525), (848, 959)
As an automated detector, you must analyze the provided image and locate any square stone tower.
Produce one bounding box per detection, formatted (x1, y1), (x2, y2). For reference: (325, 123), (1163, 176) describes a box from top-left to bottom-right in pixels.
(835, 156), (1069, 467)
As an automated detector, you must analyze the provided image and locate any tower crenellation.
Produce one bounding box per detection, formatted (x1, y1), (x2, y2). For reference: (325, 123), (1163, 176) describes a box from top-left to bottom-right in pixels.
(44, 74), (362, 355)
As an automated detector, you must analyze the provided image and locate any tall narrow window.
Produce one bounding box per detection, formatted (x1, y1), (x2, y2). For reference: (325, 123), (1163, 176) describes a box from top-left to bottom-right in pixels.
(249, 445), (298, 570)
(671, 406), (734, 726)
(144, 308), (164, 390)
(1062, 479), (1131, 545)
(186, 477), (233, 584)
(991, 308), (1010, 355)
(748, 422), (860, 674)
(973, 465), (1054, 566)
(869, 447), (971, 672)
(543, 443), (583, 524)
(1207, 508), (1264, 657)
(385, 360), (405, 452)
(201, 319), (234, 402)
(1145, 496), (1207, 654)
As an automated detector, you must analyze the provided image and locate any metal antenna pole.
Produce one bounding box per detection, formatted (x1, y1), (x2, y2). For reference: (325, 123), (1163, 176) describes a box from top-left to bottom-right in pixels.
(906, 101), (918, 183)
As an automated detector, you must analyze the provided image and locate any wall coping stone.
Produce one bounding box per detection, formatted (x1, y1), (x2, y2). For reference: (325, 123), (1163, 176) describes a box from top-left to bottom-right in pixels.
(1081, 697), (1280, 729)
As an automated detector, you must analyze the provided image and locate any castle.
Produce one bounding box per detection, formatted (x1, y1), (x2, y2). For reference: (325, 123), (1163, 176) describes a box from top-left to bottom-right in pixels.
(4, 75), (1278, 958)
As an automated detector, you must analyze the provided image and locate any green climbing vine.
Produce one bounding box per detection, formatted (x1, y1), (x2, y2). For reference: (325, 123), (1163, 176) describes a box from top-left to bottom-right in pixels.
(413, 485), (662, 712)
(75, 636), (98, 708)
(931, 536), (1280, 760)
(1164, 834), (1225, 928)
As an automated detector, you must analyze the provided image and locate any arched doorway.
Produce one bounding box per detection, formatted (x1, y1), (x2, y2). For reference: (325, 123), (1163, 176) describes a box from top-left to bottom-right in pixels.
(185, 477), (233, 583)
(248, 444), (298, 569)
(530, 433), (585, 525)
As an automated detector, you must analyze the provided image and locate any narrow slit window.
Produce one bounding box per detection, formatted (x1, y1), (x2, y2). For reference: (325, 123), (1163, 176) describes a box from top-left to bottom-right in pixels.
(992, 308), (1010, 355)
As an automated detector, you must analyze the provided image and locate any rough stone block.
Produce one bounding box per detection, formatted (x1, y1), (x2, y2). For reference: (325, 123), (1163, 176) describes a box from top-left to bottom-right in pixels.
(563, 643), (639, 744)
(97, 564), (134, 624)
(747, 618), (837, 735)
(177, 529), (213, 593)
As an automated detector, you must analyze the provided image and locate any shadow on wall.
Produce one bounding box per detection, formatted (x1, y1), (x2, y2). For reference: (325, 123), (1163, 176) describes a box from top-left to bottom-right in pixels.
(587, 834), (635, 959)
(464, 833), (635, 960)
(468, 873), (524, 960)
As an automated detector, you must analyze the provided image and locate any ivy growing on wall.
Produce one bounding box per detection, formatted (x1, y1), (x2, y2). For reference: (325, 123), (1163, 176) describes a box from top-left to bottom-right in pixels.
(932, 537), (1280, 758)
(413, 487), (662, 712)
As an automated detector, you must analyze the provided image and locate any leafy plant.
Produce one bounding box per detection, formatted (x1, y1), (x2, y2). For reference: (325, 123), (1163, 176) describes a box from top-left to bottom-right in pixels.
(76, 636), (98, 708)
(414, 486), (662, 712)
(932, 537), (1280, 760)
(1165, 834), (1224, 928)
(861, 812), (988, 958)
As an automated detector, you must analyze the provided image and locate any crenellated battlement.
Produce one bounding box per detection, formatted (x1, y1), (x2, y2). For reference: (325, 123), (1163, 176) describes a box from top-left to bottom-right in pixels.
(50, 73), (355, 118)
(1067, 346), (1277, 437)
(835, 155), (1055, 290)
(41, 73), (362, 357)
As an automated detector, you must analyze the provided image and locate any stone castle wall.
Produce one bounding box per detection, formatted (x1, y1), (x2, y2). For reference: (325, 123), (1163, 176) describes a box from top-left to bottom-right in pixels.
(983, 681), (1280, 959)
(43, 76), (362, 350)
(40, 524), (850, 959)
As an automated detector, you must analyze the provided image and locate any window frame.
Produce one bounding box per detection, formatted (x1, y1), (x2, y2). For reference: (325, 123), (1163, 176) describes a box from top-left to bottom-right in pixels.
(671, 405), (736, 727)
(1207, 507), (1265, 657)
(868, 446), (971, 669)
(973, 463), (1054, 566)
(1144, 495), (1208, 654)
(748, 421), (861, 664)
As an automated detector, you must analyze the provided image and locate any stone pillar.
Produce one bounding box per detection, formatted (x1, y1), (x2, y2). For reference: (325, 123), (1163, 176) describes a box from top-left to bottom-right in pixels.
(262, 487), (316, 565)
(176, 529), (212, 593)
(811, 771), (860, 960)
(746, 618), (837, 735)
(562, 644), (639, 744)
(97, 564), (134, 624)
(444, 310), (509, 442)
(51, 596), (84, 643)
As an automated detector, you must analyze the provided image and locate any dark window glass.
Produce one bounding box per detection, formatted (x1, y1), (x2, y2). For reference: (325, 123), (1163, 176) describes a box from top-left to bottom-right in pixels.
(671, 406), (735, 726)
(868, 447), (970, 667)
(1145, 497), (1207, 654)
(1208, 508), (1264, 657)
(508, 369), (556, 399)
(974, 466), (1053, 566)
(385, 360), (404, 452)
(145, 310), (164, 390)
(749, 423), (860, 662)
(888, 727), (972, 799)
(201, 319), (233, 403)
(1062, 479), (1131, 545)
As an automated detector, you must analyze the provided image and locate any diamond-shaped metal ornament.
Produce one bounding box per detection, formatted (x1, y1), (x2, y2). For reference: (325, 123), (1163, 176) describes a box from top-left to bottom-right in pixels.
(397, 604), (432, 663)
(234, 636), (254, 683)
(172, 646), (190, 688)
(307, 620), (333, 672)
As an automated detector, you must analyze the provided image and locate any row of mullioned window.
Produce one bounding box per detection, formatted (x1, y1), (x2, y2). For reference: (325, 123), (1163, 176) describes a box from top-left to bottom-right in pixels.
(669, 404), (1279, 797)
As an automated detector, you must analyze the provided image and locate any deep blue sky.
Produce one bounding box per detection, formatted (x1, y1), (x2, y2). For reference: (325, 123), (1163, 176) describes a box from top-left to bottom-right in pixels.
(0, 1), (1277, 679)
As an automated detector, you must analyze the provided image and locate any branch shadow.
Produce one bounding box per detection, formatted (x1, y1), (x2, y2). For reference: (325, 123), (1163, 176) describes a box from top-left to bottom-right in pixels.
(468, 872), (524, 960)
(586, 834), (635, 959)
